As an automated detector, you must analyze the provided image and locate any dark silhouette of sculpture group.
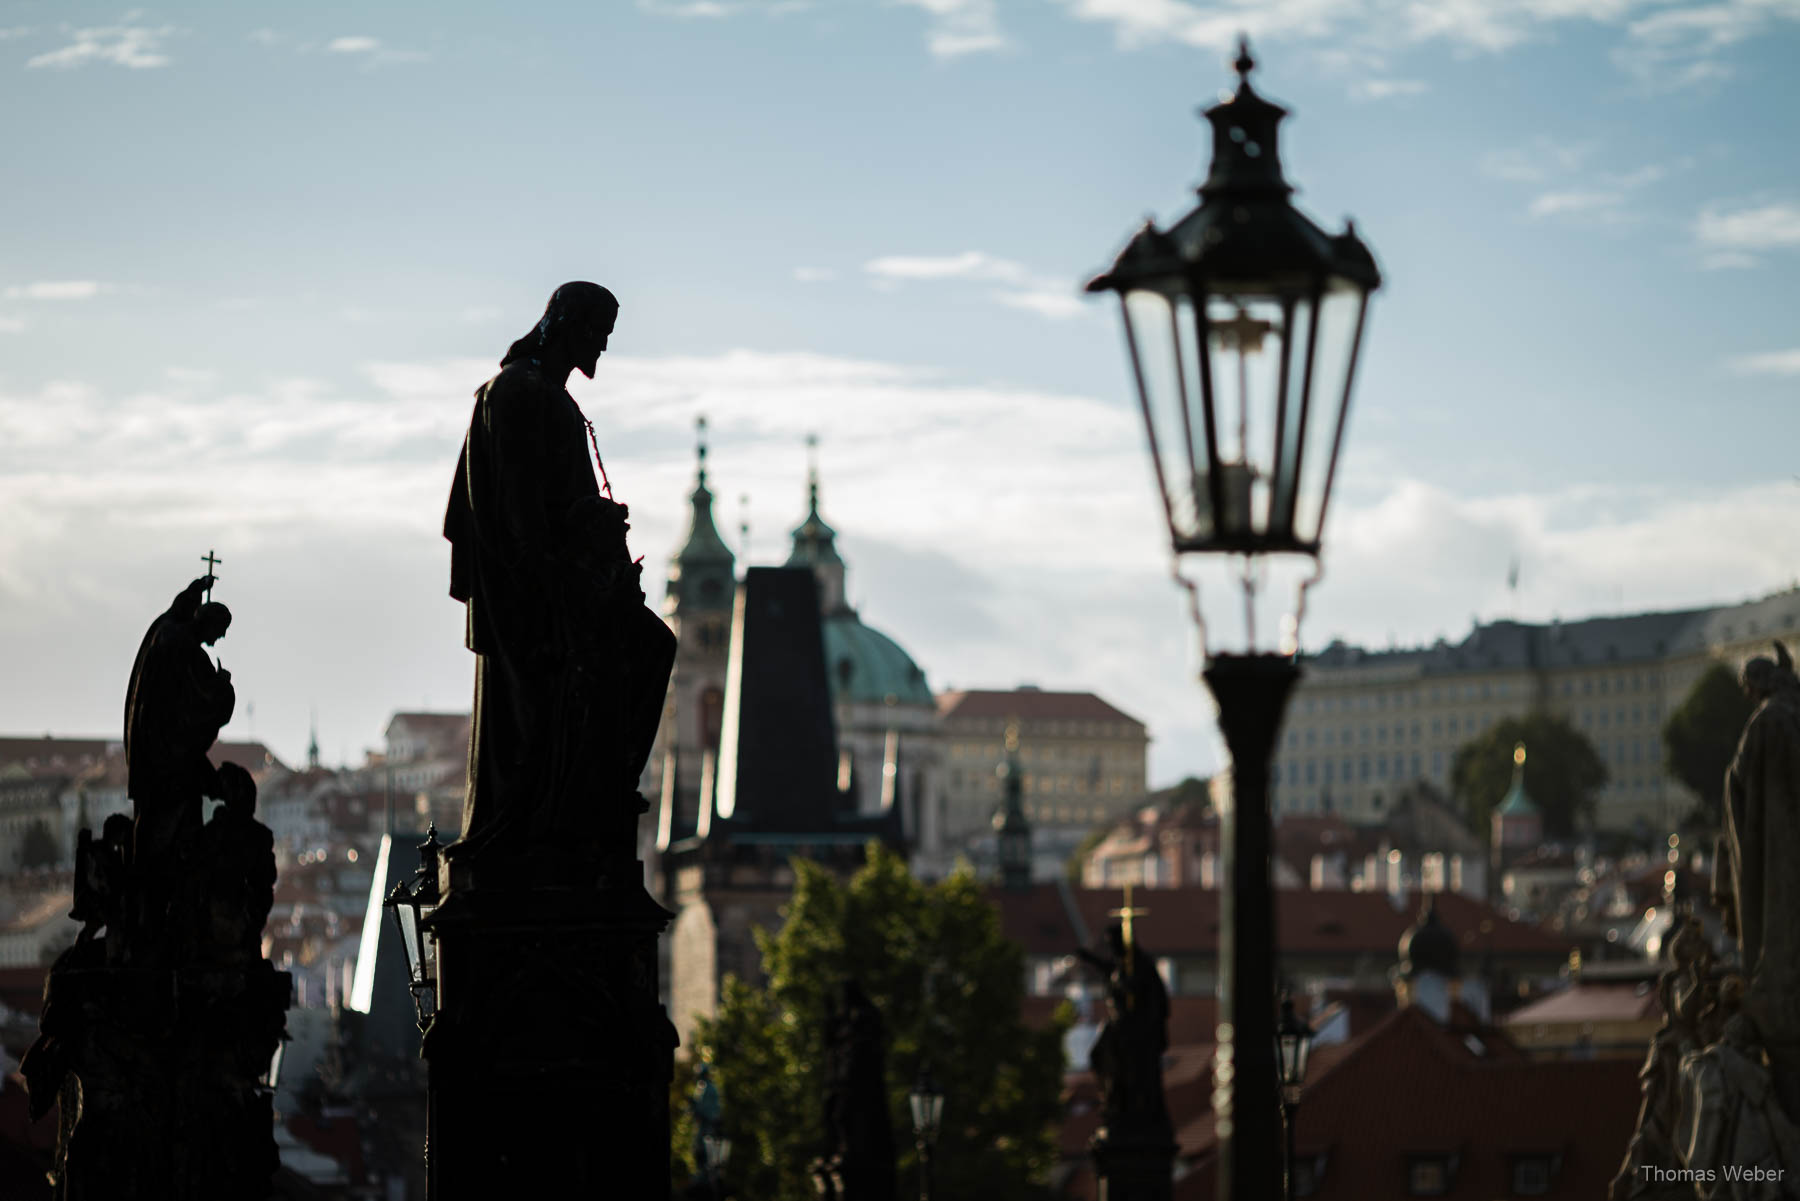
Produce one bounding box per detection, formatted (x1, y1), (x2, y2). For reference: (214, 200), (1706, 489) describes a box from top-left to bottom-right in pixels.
(24, 574), (288, 1200)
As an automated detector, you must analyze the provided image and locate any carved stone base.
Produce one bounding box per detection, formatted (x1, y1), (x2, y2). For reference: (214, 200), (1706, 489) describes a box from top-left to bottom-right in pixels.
(1091, 1125), (1177, 1201)
(424, 858), (676, 1196)
(33, 955), (289, 1201)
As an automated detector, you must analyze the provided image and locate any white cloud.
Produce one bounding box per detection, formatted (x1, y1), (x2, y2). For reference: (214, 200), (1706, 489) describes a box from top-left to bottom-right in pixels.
(3, 281), (110, 301)
(895, 0), (1009, 57)
(1613, 0), (1784, 89)
(1728, 350), (1800, 377)
(793, 267), (837, 283)
(1351, 77), (1428, 99)
(1479, 139), (1595, 184)
(323, 34), (429, 64)
(27, 25), (171, 69)
(865, 250), (1028, 282)
(5, 349), (1800, 785)
(992, 288), (1088, 320)
(0, 318), (23, 334)
(864, 252), (1090, 321)
(1696, 201), (1800, 251)
(1700, 251), (1758, 270)
(247, 29), (282, 47)
(1528, 190), (1623, 218)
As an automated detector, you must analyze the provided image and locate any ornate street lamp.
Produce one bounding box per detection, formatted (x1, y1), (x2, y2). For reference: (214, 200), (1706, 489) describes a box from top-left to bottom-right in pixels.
(701, 1133), (732, 1199)
(1086, 38), (1380, 1201)
(909, 1067), (945, 1201)
(1276, 993), (1316, 1201)
(382, 825), (443, 1030)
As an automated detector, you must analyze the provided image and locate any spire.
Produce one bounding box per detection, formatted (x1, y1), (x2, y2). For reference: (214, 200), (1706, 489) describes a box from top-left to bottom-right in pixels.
(787, 432), (849, 614)
(672, 415), (735, 570)
(1495, 742), (1539, 818)
(308, 709), (321, 770)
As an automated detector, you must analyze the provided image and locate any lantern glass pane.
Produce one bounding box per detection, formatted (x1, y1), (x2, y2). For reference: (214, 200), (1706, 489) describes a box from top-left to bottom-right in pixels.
(1291, 285), (1369, 546)
(1200, 294), (1291, 541)
(1123, 289), (1209, 546)
(391, 899), (421, 984)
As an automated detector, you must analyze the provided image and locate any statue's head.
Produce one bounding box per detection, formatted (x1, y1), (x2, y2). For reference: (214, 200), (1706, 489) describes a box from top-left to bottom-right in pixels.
(503, 281), (620, 378)
(193, 602), (231, 647)
(218, 762), (257, 817)
(102, 813), (133, 849)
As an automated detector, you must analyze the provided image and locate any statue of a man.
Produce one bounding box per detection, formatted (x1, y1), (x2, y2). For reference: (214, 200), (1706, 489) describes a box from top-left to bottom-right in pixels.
(443, 282), (676, 862)
(1079, 922), (1172, 1132)
(124, 575), (234, 872)
(1723, 642), (1800, 1118)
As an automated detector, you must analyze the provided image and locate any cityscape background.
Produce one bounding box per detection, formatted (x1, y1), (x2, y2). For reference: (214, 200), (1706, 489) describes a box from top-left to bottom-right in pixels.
(2, 1), (1798, 783)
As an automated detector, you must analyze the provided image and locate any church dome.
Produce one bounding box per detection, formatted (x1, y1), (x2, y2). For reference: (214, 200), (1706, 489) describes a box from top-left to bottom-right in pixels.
(1398, 898), (1459, 979)
(822, 613), (933, 708)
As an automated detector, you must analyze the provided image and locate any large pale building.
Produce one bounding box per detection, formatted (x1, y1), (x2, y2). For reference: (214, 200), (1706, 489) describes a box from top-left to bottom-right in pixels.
(937, 688), (1148, 879)
(1272, 587), (1800, 832)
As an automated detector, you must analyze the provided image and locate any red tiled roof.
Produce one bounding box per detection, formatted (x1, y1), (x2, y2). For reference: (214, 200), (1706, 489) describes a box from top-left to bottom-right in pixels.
(1504, 981), (1661, 1027)
(0, 737), (115, 772)
(384, 712), (470, 733)
(937, 690), (1144, 728)
(1171, 1005), (1642, 1200)
(993, 885), (1574, 959)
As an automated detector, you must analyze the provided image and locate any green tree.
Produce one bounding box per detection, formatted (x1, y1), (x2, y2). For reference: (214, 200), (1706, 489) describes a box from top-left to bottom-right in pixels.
(19, 818), (59, 869)
(688, 843), (1069, 1201)
(1663, 663), (1754, 830)
(1451, 712), (1607, 841)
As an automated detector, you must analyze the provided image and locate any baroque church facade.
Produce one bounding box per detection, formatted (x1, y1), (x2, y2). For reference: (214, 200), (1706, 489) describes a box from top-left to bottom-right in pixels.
(644, 422), (951, 1045)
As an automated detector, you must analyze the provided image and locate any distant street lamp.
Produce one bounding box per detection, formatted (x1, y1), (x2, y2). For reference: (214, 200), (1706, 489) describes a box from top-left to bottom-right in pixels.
(909, 1067), (945, 1201)
(1276, 993), (1316, 1201)
(382, 825), (444, 1031)
(701, 1133), (732, 1199)
(1086, 37), (1380, 1201)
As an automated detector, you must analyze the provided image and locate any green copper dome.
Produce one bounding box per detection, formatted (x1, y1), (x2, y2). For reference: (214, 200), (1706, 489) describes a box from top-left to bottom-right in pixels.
(822, 613), (933, 707)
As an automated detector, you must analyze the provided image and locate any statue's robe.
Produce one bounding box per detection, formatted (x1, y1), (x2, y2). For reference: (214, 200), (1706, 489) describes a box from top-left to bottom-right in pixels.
(1725, 684), (1800, 1115)
(124, 580), (234, 869)
(443, 360), (674, 857)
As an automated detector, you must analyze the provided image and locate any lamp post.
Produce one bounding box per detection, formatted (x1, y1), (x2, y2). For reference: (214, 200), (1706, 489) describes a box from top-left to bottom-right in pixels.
(701, 1133), (732, 1199)
(1086, 38), (1380, 1201)
(909, 1067), (945, 1201)
(381, 825), (442, 1196)
(1275, 993), (1315, 1201)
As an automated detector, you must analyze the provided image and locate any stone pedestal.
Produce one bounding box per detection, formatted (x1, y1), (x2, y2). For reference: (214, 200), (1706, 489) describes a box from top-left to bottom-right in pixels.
(424, 842), (677, 1196)
(35, 954), (289, 1200)
(1091, 1126), (1177, 1201)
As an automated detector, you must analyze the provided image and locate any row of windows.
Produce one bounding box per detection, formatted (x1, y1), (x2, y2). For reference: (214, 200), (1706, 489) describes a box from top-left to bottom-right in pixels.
(1273, 751), (1447, 787)
(950, 742), (1143, 766)
(1283, 701), (1664, 753)
(950, 719), (1141, 739)
(1299, 670), (1667, 717)
(951, 772), (1137, 797)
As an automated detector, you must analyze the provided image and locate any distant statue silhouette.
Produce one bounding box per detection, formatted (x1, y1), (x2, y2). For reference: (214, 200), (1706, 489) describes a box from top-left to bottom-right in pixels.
(819, 980), (896, 1201)
(443, 282), (676, 864)
(124, 575), (234, 870)
(1079, 921), (1172, 1133)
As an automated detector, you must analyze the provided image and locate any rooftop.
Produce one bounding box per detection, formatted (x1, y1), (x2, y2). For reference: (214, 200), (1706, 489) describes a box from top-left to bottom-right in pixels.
(938, 689), (1145, 728)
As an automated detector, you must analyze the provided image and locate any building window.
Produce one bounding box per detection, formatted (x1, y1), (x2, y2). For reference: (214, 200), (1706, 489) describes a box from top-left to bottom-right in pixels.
(1406, 1155), (1456, 1196)
(1510, 1155), (1557, 1196)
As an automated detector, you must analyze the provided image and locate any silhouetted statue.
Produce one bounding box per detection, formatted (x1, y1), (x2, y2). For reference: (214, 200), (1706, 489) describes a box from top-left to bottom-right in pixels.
(818, 980), (896, 1201)
(1080, 922), (1172, 1134)
(443, 282), (677, 864)
(1723, 642), (1800, 1116)
(124, 575), (234, 873)
(191, 762), (276, 963)
(25, 577), (288, 1201)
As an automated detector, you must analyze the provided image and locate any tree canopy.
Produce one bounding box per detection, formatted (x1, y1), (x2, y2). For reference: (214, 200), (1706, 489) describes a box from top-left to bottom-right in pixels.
(1663, 662), (1754, 830)
(679, 843), (1068, 1200)
(1451, 711), (1607, 841)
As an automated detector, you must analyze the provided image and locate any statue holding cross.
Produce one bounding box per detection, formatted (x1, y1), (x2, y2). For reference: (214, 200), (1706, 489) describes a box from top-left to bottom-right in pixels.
(1078, 894), (1171, 1135)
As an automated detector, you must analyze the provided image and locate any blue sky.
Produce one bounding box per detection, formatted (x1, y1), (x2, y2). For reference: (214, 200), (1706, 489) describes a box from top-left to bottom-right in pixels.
(2, 1), (1797, 784)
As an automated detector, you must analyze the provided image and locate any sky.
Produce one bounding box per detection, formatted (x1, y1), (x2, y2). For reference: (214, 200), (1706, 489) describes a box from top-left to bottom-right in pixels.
(1, 1), (1797, 786)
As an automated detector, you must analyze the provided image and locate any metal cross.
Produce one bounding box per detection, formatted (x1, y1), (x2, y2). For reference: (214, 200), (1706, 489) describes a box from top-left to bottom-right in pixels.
(200, 550), (222, 600)
(1109, 882), (1151, 991)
